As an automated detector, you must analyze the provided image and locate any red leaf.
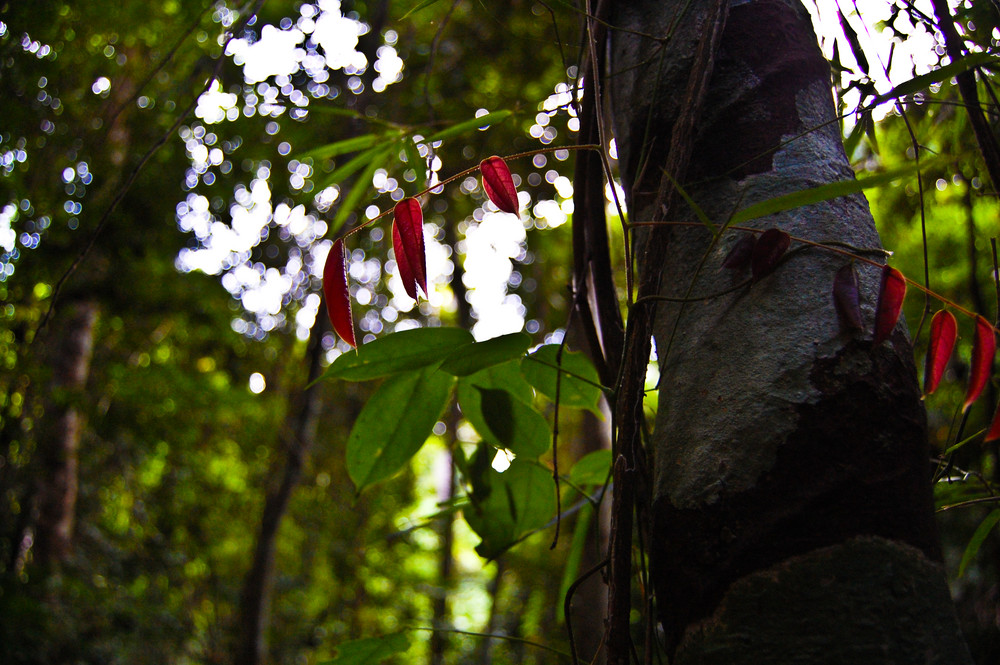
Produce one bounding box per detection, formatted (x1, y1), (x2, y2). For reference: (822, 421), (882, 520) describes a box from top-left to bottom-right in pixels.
(923, 310), (957, 395)
(393, 198), (427, 298)
(985, 398), (1000, 443)
(480, 155), (519, 216)
(392, 222), (418, 300)
(873, 265), (906, 345)
(964, 315), (995, 413)
(750, 228), (790, 281)
(722, 233), (756, 272)
(832, 263), (863, 331)
(323, 239), (357, 348)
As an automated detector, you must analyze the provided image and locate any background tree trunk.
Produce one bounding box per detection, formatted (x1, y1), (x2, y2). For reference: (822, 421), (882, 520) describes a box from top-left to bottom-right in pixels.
(234, 317), (327, 665)
(607, 0), (972, 660)
(32, 299), (98, 567)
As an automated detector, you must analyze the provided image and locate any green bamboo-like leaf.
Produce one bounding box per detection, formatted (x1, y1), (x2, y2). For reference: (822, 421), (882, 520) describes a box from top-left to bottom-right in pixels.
(320, 632), (410, 665)
(843, 113), (867, 157)
(522, 345), (604, 413)
(297, 133), (386, 162)
(958, 508), (1000, 577)
(659, 168), (716, 234)
(398, 0), (444, 20)
(464, 460), (556, 559)
(346, 367), (454, 492)
(402, 137), (425, 186)
(557, 501), (594, 623)
(315, 143), (390, 193)
(440, 331), (532, 376)
(324, 327), (474, 381)
(870, 51), (999, 107)
(568, 449), (612, 486)
(837, 9), (869, 74)
(424, 110), (513, 143)
(457, 362), (548, 458)
(730, 155), (949, 224)
(332, 146), (392, 233)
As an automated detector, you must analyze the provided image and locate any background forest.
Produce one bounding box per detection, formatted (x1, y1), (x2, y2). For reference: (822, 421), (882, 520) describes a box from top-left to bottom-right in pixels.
(2, 0), (1000, 663)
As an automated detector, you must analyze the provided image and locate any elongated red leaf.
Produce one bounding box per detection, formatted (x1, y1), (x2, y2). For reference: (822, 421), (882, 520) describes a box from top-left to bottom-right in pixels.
(750, 228), (790, 281)
(832, 263), (863, 331)
(393, 198), (427, 297)
(964, 315), (995, 413)
(323, 239), (356, 348)
(985, 399), (1000, 443)
(873, 265), (906, 345)
(924, 310), (957, 395)
(480, 155), (519, 216)
(392, 221), (418, 300)
(722, 233), (756, 272)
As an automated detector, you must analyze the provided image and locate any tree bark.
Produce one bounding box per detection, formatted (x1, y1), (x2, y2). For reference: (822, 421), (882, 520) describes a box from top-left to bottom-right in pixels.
(234, 318), (327, 665)
(605, 0), (971, 661)
(32, 299), (98, 567)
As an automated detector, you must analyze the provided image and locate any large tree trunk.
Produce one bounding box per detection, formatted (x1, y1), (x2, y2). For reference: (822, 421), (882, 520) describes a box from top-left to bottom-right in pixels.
(604, 0), (971, 661)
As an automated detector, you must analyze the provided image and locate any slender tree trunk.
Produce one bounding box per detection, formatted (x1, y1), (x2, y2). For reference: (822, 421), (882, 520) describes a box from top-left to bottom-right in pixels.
(474, 559), (504, 665)
(603, 0), (972, 661)
(233, 5), (389, 662)
(564, 409), (610, 665)
(234, 318), (327, 665)
(31, 299), (98, 567)
(428, 453), (456, 665)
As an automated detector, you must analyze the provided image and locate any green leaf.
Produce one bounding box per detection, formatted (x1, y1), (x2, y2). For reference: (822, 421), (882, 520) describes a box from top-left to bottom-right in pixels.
(296, 133), (386, 162)
(459, 359), (535, 403)
(321, 632), (410, 665)
(315, 143), (390, 193)
(870, 52), (999, 108)
(730, 154), (949, 224)
(332, 147), (392, 233)
(402, 137), (425, 187)
(424, 110), (513, 143)
(457, 362), (549, 458)
(958, 508), (1000, 577)
(837, 8), (869, 74)
(346, 367), (454, 492)
(568, 449), (612, 486)
(472, 387), (550, 458)
(440, 331), (532, 376)
(398, 0), (444, 20)
(464, 460), (556, 559)
(521, 345), (604, 413)
(324, 327), (474, 381)
(557, 501), (594, 623)
(843, 112), (867, 158)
